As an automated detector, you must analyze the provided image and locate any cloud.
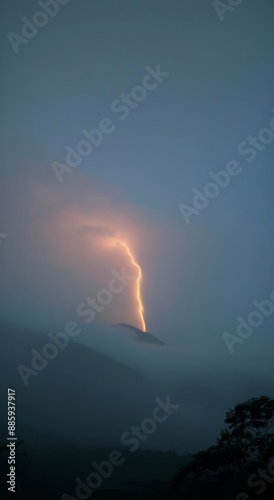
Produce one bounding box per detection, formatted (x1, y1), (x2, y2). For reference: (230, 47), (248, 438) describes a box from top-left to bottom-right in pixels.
(79, 225), (116, 239)
(0, 172), (160, 333)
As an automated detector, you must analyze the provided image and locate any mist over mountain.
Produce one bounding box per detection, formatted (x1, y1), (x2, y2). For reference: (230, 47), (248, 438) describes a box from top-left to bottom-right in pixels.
(1, 320), (273, 456)
(113, 323), (166, 345)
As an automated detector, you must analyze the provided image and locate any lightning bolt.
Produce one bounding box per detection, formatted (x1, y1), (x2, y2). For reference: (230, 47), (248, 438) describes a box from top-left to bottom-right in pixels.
(117, 241), (146, 332)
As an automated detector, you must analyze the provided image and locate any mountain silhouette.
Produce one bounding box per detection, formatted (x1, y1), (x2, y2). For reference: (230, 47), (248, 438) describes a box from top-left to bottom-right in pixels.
(113, 322), (166, 345)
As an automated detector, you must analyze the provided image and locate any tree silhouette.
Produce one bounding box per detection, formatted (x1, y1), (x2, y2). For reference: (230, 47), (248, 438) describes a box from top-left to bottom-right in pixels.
(173, 395), (274, 497)
(224, 395), (274, 462)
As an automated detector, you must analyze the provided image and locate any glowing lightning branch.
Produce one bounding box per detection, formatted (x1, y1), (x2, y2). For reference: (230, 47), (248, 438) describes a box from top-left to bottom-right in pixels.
(118, 241), (146, 332)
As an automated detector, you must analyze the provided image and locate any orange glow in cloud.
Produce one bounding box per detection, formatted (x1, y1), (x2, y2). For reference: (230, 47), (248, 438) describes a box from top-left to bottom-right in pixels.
(28, 178), (154, 329)
(117, 241), (146, 332)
